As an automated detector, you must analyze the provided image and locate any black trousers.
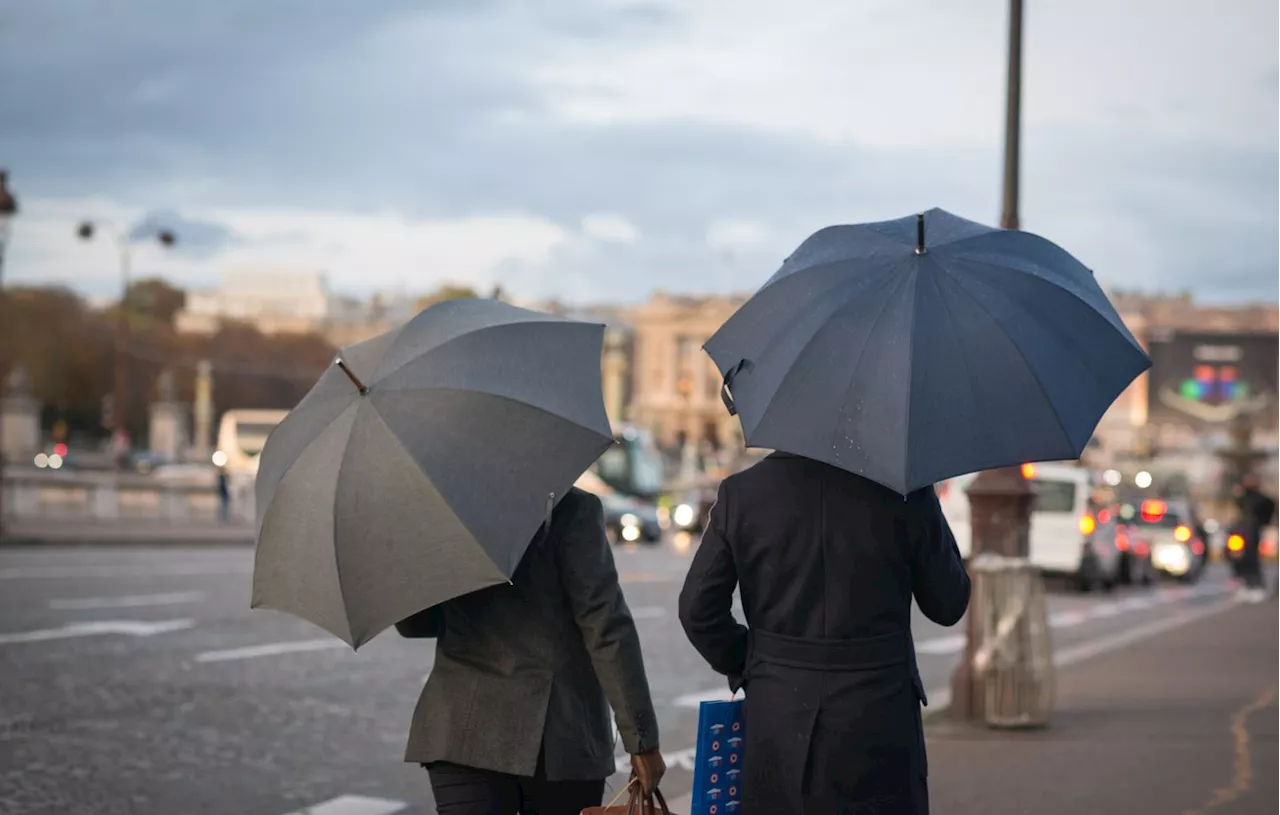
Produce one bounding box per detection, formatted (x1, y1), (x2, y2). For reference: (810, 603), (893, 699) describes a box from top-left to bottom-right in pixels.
(427, 759), (605, 815)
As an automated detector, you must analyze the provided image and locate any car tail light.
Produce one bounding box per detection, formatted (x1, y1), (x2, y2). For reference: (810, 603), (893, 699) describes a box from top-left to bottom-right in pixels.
(1174, 525), (1192, 542)
(1116, 531), (1130, 552)
(1098, 508), (1112, 523)
(1192, 540), (1205, 556)
(1227, 534), (1245, 553)
(1135, 541), (1150, 557)
(1140, 499), (1166, 523)
(1079, 514), (1097, 536)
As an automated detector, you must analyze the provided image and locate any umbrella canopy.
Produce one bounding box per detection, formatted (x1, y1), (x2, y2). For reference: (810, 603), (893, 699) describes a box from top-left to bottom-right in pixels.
(251, 298), (615, 647)
(704, 208), (1151, 495)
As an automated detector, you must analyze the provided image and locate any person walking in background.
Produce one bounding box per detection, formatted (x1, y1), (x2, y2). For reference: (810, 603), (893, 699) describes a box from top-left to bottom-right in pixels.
(1234, 472), (1276, 603)
(679, 454), (970, 814)
(215, 467), (230, 523)
(396, 486), (664, 815)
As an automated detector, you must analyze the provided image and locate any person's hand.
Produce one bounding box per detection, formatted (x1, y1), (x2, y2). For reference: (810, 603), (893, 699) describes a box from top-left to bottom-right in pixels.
(631, 749), (666, 796)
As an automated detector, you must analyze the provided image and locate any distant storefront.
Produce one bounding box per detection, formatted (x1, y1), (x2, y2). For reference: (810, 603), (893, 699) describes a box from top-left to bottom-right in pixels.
(1144, 329), (1278, 440)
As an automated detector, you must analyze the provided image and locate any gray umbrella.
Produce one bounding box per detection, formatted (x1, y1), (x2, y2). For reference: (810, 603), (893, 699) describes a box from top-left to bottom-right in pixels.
(704, 208), (1151, 495)
(251, 298), (615, 647)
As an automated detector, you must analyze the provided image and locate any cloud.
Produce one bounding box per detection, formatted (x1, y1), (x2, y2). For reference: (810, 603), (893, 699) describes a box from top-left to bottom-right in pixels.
(581, 213), (640, 244)
(706, 219), (770, 255)
(5, 197), (570, 298)
(0, 0), (1275, 303)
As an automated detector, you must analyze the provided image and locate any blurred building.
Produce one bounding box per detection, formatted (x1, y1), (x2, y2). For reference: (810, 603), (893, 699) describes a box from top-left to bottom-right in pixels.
(622, 292), (749, 450)
(176, 270), (332, 335)
(1093, 292), (1279, 469)
(175, 271), (419, 346)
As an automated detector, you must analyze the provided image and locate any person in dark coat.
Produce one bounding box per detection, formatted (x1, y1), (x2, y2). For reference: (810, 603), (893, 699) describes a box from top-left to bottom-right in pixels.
(396, 487), (665, 814)
(679, 453), (971, 814)
(1233, 473), (1276, 602)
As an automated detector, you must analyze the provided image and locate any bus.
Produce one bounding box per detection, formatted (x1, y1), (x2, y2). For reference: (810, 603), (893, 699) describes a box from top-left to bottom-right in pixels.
(215, 409), (288, 473)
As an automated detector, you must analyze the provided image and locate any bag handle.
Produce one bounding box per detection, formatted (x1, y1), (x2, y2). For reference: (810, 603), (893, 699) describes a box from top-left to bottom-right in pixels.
(625, 786), (671, 815)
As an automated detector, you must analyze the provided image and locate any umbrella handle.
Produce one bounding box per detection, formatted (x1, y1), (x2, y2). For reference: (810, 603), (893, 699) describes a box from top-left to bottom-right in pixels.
(720, 359), (750, 417)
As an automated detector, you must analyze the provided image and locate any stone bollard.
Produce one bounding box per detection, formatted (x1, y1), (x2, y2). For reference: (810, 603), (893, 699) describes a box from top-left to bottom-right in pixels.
(968, 554), (1054, 728)
(950, 464), (1047, 722)
(92, 481), (120, 520)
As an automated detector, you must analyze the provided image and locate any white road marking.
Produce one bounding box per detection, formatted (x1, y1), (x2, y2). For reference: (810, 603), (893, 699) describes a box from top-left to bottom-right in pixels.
(0, 618), (195, 645)
(631, 606), (668, 620)
(924, 596), (1240, 716)
(195, 638), (348, 663)
(915, 634), (965, 655)
(282, 795), (407, 815)
(1052, 598), (1240, 668)
(1049, 610), (1088, 628)
(48, 591), (206, 610)
(0, 563), (250, 580)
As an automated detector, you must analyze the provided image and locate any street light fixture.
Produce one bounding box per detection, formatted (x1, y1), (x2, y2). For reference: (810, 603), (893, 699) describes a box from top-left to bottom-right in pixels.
(0, 170), (18, 541)
(76, 219), (177, 467)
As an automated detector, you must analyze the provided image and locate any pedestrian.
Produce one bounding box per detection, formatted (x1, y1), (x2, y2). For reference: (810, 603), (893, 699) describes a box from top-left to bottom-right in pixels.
(216, 468), (230, 523)
(1233, 473), (1276, 603)
(679, 454), (970, 814)
(396, 487), (665, 815)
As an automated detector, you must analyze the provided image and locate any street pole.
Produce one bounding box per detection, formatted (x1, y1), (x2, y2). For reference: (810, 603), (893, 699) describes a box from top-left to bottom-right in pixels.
(77, 221), (175, 469)
(0, 170), (18, 540)
(999, 0), (1023, 233)
(114, 241), (133, 468)
(950, 0), (1038, 722)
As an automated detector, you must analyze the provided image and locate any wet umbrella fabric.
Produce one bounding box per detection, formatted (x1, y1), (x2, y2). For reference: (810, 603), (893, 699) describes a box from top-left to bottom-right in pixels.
(704, 208), (1151, 496)
(251, 299), (615, 647)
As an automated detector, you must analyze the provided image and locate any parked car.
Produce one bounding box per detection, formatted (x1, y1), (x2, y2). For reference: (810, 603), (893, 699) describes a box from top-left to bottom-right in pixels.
(1124, 498), (1207, 583)
(598, 492), (662, 545)
(937, 462), (1121, 592)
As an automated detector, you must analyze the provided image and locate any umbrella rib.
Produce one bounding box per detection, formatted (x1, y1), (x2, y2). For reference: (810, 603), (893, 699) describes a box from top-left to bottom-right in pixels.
(940, 257), (1127, 396)
(373, 318), (594, 384)
(922, 266), (996, 484)
(748, 262), (905, 439)
(823, 261), (917, 462)
(373, 385), (614, 441)
(328, 403), (363, 645)
(930, 264), (1076, 452)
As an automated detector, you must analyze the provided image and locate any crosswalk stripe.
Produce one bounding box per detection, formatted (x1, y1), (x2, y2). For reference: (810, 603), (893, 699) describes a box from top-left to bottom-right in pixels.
(282, 794), (407, 815)
(195, 639), (348, 663)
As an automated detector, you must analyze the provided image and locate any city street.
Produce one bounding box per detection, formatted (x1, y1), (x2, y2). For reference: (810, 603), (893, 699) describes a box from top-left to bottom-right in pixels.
(0, 540), (1263, 815)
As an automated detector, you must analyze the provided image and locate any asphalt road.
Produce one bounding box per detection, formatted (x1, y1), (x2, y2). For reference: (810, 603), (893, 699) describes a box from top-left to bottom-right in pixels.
(0, 542), (1247, 815)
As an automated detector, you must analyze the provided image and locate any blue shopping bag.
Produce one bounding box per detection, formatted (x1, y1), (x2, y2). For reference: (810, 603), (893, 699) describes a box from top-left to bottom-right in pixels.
(689, 698), (744, 814)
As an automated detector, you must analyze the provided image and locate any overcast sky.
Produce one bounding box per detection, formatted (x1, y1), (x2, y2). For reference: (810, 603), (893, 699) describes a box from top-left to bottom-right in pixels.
(1, 0), (1276, 304)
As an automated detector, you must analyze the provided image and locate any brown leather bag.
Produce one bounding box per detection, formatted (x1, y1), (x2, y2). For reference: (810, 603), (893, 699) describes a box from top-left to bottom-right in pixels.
(581, 781), (676, 815)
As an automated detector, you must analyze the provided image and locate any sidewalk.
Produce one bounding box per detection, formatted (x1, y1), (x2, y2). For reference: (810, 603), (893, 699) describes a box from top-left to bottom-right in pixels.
(927, 599), (1278, 814)
(1, 518), (254, 545)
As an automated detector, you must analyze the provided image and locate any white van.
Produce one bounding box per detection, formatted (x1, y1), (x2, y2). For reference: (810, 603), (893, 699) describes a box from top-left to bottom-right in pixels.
(937, 463), (1120, 591)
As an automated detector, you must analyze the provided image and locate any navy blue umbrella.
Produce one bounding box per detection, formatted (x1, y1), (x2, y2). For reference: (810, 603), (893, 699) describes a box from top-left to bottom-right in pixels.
(704, 208), (1151, 495)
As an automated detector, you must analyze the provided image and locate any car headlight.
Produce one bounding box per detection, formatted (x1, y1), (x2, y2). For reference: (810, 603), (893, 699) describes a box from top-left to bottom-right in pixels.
(621, 525), (641, 542)
(1154, 544), (1190, 575)
(673, 503), (695, 528)
(620, 512), (639, 528)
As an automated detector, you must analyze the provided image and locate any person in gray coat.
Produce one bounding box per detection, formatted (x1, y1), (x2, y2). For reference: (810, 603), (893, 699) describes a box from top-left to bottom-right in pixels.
(396, 486), (665, 814)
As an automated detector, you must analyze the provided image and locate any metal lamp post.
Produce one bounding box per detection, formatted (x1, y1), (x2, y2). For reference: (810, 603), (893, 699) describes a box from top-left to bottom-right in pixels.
(949, 0), (1043, 723)
(0, 170), (18, 540)
(77, 220), (176, 469)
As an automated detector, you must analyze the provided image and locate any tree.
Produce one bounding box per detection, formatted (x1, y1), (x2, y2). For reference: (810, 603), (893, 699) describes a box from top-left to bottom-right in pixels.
(415, 284), (478, 311)
(125, 278), (186, 327)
